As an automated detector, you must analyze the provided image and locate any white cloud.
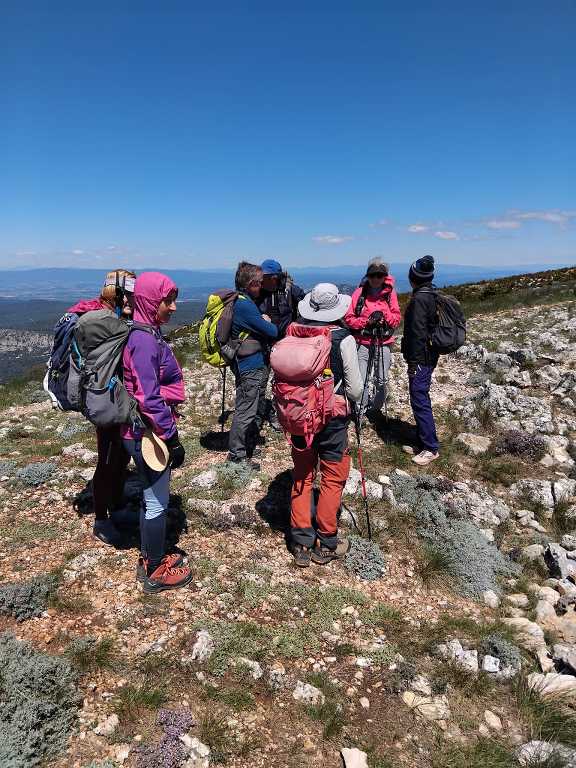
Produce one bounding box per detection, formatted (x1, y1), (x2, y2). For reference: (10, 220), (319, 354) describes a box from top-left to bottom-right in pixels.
(312, 235), (354, 245)
(434, 230), (459, 240)
(511, 209), (576, 226)
(486, 220), (521, 230)
(407, 224), (429, 233)
(72, 249), (85, 255)
(370, 218), (390, 227)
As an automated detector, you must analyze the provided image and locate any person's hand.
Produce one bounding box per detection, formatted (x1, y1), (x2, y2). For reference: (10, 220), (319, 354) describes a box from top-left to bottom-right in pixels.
(165, 432), (185, 469)
(262, 313), (271, 322)
(367, 310), (384, 328)
(407, 363), (419, 377)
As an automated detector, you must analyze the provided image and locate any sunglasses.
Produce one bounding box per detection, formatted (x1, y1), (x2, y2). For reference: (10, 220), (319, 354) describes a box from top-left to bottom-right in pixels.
(369, 272), (386, 278)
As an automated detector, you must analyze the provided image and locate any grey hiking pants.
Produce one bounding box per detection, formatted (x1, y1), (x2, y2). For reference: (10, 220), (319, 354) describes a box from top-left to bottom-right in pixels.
(357, 343), (391, 415)
(228, 367), (265, 461)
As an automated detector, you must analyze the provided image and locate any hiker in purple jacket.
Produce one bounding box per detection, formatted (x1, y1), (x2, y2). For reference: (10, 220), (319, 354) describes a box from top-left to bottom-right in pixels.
(122, 272), (192, 593)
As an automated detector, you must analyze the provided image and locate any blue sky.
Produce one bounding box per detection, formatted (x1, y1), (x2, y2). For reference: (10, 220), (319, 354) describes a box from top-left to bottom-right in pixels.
(1, 1), (575, 270)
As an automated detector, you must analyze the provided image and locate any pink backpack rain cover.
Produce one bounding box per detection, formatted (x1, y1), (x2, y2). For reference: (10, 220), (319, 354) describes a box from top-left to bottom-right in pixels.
(270, 323), (335, 447)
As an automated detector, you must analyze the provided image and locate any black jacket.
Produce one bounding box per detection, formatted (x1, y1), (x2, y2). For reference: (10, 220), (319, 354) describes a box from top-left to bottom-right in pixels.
(401, 283), (439, 365)
(258, 274), (305, 339)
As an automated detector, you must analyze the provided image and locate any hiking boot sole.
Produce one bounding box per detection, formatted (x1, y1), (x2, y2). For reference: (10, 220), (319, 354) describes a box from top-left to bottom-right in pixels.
(142, 570), (194, 594)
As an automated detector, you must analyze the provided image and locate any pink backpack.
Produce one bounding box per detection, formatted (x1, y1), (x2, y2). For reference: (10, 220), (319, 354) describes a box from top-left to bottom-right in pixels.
(271, 324), (336, 448)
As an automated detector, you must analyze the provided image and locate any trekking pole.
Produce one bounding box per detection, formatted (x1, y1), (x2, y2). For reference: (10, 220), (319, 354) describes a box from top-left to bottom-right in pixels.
(353, 334), (377, 541)
(220, 367), (227, 433)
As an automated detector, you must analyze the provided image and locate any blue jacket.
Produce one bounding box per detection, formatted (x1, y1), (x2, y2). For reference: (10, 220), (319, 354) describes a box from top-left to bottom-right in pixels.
(231, 293), (278, 372)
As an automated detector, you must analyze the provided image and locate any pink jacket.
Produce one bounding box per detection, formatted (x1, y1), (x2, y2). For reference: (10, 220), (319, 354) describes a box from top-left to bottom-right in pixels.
(67, 298), (107, 314)
(121, 272), (185, 440)
(344, 276), (402, 347)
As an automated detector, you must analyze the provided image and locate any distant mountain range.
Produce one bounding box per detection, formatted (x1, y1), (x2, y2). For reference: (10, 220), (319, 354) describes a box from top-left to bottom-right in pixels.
(0, 263), (571, 301)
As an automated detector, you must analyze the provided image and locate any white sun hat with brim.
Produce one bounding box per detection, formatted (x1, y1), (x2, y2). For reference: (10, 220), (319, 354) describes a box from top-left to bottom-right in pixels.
(141, 429), (169, 472)
(298, 283), (352, 323)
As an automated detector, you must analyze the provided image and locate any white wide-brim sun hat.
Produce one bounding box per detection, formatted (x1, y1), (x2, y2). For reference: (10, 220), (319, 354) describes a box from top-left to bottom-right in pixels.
(141, 429), (169, 472)
(298, 282), (352, 323)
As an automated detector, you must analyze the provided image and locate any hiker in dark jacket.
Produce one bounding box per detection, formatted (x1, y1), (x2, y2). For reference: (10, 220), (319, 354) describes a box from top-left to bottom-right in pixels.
(67, 269), (136, 547)
(287, 283), (363, 567)
(256, 259), (305, 430)
(401, 254), (440, 466)
(227, 262), (278, 466)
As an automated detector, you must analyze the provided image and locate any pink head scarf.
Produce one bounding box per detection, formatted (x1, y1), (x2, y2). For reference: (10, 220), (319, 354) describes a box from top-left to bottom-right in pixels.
(133, 272), (178, 326)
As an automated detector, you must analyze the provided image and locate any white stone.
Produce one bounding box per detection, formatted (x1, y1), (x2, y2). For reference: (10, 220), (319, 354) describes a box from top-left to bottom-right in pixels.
(506, 593), (529, 608)
(481, 655), (501, 673)
(456, 432), (492, 456)
(359, 696), (370, 709)
(459, 649), (479, 673)
(482, 589), (501, 609)
(484, 709), (502, 731)
(181, 735), (211, 768)
(527, 672), (576, 697)
(236, 657), (263, 679)
(94, 713), (119, 736)
(189, 469), (217, 489)
(292, 680), (325, 706)
(410, 674), (432, 696)
(341, 747), (369, 768)
(191, 630), (215, 662)
(521, 544), (545, 562)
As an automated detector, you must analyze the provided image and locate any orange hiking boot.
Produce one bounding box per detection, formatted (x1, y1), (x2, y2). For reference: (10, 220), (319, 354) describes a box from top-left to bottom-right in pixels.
(136, 552), (185, 582)
(141, 560), (192, 594)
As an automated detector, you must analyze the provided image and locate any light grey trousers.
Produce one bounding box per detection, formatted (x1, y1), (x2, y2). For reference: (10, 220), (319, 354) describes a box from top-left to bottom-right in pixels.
(357, 343), (391, 415)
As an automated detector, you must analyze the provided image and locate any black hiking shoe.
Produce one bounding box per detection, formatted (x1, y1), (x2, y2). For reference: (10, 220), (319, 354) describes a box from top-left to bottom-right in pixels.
(293, 545), (312, 568)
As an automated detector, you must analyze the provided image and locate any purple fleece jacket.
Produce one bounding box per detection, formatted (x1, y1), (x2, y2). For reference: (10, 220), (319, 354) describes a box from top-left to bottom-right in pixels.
(121, 272), (185, 440)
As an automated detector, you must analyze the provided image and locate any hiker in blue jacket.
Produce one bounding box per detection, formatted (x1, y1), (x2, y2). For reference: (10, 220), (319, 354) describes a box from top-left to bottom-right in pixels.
(257, 259), (306, 431)
(227, 262), (278, 466)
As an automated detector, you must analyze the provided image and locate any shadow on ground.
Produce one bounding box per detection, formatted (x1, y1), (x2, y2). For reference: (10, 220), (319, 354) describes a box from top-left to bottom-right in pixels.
(370, 415), (419, 447)
(71, 470), (188, 554)
(200, 430), (230, 452)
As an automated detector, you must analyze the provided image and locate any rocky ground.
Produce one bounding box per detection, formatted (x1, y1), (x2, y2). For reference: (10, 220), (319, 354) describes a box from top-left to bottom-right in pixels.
(1, 296), (576, 768)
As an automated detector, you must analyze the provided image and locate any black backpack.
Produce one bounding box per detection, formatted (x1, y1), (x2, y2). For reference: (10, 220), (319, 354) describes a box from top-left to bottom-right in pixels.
(429, 292), (466, 354)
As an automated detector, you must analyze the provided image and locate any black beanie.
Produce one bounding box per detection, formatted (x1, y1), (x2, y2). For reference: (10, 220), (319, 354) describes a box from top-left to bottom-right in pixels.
(409, 254), (435, 284)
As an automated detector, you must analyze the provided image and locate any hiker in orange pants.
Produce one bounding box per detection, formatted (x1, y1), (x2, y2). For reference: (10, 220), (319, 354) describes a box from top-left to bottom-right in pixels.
(274, 283), (363, 567)
(291, 445), (351, 562)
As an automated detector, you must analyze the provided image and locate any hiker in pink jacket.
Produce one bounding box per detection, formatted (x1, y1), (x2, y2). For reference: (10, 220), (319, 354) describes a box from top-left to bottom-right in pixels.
(344, 257), (401, 418)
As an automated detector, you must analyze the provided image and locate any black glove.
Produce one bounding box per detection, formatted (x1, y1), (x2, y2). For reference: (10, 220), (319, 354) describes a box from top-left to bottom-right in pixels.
(367, 310), (384, 328)
(165, 432), (185, 469)
(407, 363), (419, 377)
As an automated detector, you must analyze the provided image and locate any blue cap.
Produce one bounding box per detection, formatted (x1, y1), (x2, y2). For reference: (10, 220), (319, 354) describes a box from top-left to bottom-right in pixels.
(261, 259), (283, 276)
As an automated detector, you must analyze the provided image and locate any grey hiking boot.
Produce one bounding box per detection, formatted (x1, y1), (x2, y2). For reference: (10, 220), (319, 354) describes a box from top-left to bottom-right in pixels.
(93, 518), (126, 548)
(311, 538), (349, 565)
(293, 545), (312, 568)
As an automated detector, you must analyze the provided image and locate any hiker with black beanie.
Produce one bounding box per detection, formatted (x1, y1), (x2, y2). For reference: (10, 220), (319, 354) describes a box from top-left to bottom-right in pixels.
(401, 255), (440, 466)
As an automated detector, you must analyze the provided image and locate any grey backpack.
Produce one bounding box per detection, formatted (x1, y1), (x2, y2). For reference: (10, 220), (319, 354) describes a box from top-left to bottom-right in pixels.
(67, 309), (148, 430)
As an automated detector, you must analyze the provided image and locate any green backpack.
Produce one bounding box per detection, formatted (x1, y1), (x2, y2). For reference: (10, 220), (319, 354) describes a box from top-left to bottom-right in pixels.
(199, 290), (248, 367)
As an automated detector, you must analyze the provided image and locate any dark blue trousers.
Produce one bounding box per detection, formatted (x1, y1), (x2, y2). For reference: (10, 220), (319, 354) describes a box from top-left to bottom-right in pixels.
(408, 364), (439, 453)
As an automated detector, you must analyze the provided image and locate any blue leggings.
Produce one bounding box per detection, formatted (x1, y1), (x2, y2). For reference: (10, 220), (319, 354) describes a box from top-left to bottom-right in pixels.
(124, 438), (171, 564)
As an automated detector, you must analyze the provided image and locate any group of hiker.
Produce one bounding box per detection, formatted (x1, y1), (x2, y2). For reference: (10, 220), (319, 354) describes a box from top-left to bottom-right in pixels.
(45, 252), (460, 591)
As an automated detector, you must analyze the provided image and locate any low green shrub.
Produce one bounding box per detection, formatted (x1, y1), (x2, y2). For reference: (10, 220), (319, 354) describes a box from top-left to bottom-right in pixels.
(0, 632), (79, 768)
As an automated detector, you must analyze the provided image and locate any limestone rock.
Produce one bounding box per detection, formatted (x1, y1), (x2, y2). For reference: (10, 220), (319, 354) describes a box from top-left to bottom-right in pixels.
(292, 680), (325, 706)
(481, 655), (500, 673)
(482, 589), (501, 609)
(456, 433), (492, 456)
(189, 469), (217, 489)
(191, 630), (215, 662)
(544, 543), (573, 579)
(527, 672), (576, 697)
(94, 713), (119, 736)
(341, 748), (369, 768)
(484, 710), (502, 731)
(553, 643), (576, 674)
